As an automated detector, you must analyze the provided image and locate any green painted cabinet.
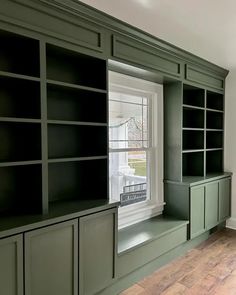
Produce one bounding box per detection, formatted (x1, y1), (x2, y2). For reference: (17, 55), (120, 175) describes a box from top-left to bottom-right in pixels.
(79, 208), (117, 295)
(205, 181), (219, 229)
(190, 186), (205, 238)
(24, 220), (78, 295)
(219, 178), (231, 221)
(0, 235), (23, 295)
(165, 175), (231, 240)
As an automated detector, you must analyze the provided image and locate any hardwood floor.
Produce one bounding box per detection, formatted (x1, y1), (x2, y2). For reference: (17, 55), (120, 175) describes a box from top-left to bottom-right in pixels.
(120, 228), (236, 295)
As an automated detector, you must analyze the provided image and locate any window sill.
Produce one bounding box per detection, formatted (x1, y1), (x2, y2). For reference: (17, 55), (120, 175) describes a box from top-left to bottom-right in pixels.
(118, 215), (189, 255)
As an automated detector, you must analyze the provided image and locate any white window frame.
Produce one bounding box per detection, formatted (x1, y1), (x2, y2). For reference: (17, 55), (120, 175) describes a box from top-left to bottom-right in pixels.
(109, 71), (164, 229)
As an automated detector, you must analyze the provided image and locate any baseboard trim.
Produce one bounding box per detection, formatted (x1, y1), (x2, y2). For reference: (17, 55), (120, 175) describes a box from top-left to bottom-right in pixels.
(226, 218), (236, 230)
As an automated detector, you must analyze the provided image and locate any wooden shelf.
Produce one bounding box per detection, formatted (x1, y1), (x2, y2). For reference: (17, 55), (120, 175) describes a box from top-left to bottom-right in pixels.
(182, 149), (204, 153)
(0, 71), (40, 82)
(47, 79), (107, 94)
(48, 156), (107, 164)
(47, 120), (107, 127)
(0, 117), (41, 124)
(0, 160), (42, 167)
(182, 104), (205, 110)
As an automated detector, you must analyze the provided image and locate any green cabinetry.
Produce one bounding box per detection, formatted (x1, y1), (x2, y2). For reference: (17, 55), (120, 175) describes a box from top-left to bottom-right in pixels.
(24, 220), (78, 295)
(0, 235), (23, 295)
(219, 178), (231, 221)
(79, 208), (117, 295)
(165, 175), (231, 239)
(190, 186), (205, 238)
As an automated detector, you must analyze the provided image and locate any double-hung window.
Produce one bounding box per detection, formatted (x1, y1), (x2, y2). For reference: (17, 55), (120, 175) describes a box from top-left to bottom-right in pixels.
(109, 71), (164, 228)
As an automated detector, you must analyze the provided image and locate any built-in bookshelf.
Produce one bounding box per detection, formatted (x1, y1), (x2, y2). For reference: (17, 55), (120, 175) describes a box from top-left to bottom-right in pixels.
(164, 82), (224, 181)
(0, 29), (108, 216)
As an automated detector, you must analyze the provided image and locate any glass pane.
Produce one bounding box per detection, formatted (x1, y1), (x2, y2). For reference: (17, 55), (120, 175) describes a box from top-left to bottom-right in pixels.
(109, 151), (149, 206)
(109, 95), (148, 148)
(110, 91), (143, 104)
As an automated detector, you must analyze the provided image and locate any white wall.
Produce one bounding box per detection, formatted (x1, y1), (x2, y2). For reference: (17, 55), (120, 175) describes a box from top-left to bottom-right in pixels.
(80, 0), (236, 228)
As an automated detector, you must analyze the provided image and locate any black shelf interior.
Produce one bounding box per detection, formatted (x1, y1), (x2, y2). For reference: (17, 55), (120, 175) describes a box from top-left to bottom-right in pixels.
(0, 76), (40, 119)
(206, 111), (223, 129)
(0, 122), (41, 162)
(48, 159), (108, 203)
(182, 130), (204, 150)
(206, 131), (223, 149)
(183, 84), (205, 107)
(207, 91), (223, 111)
(46, 44), (106, 90)
(206, 150), (223, 174)
(182, 152), (204, 176)
(0, 164), (42, 215)
(0, 29), (40, 77)
(183, 107), (204, 128)
(47, 84), (107, 123)
(48, 124), (107, 159)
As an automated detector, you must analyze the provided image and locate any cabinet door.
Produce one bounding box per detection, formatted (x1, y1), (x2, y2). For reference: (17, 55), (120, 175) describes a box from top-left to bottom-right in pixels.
(219, 178), (231, 221)
(0, 235), (23, 295)
(205, 181), (219, 229)
(190, 186), (205, 238)
(79, 208), (117, 295)
(25, 220), (78, 295)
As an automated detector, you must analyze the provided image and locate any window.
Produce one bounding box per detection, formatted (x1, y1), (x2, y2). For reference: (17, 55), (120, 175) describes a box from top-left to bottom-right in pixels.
(109, 71), (164, 228)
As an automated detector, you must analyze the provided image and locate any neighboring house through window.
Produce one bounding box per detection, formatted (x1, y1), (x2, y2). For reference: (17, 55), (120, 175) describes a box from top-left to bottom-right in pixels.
(109, 71), (164, 228)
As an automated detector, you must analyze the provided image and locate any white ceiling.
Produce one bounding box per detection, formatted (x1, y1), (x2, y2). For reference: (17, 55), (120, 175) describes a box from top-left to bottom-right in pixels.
(79, 0), (236, 70)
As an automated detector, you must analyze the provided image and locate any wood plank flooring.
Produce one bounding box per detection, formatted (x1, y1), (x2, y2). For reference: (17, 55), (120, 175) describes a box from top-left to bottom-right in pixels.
(120, 228), (236, 295)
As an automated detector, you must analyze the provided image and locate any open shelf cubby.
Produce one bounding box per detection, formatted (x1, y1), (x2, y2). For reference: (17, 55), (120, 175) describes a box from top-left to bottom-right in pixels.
(206, 110), (223, 129)
(0, 122), (41, 162)
(207, 91), (224, 111)
(183, 107), (204, 128)
(206, 150), (223, 174)
(46, 44), (106, 90)
(48, 124), (107, 159)
(182, 130), (204, 150)
(47, 83), (107, 123)
(183, 84), (205, 107)
(0, 29), (40, 77)
(0, 76), (40, 119)
(182, 152), (204, 176)
(48, 159), (108, 204)
(0, 164), (42, 215)
(206, 131), (223, 149)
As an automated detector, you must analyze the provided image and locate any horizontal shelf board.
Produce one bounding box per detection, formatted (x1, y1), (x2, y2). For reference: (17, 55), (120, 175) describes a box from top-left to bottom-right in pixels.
(206, 148), (223, 152)
(182, 149), (204, 153)
(206, 108), (224, 113)
(206, 129), (223, 132)
(0, 117), (41, 123)
(0, 70), (40, 82)
(47, 79), (107, 94)
(182, 104), (205, 110)
(48, 156), (108, 163)
(0, 160), (42, 167)
(47, 119), (107, 126)
(182, 128), (204, 131)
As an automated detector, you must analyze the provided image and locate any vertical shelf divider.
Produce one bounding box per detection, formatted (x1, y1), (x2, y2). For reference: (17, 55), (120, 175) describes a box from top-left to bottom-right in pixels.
(40, 40), (49, 214)
(204, 89), (207, 177)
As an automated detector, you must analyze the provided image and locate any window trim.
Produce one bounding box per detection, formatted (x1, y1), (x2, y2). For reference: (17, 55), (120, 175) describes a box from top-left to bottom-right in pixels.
(109, 71), (164, 229)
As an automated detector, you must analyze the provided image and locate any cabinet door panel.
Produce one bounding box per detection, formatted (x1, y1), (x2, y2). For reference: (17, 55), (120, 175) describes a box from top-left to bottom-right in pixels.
(79, 208), (117, 295)
(25, 220), (78, 295)
(190, 186), (205, 238)
(219, 178), (231, 221)
(0, 235), (23, 295)
(205, 181), (219, 229)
